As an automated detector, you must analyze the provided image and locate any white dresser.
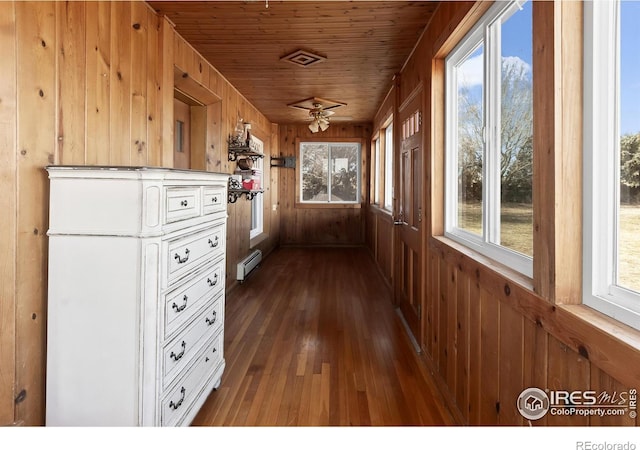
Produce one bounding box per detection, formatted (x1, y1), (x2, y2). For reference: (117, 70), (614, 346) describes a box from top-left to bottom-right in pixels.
(45, 166), (228, 426)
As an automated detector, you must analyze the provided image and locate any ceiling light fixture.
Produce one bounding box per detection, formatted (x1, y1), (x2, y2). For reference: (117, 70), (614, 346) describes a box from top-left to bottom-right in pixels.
(287, 97), (346, 134)
(308, 105), (332, 133)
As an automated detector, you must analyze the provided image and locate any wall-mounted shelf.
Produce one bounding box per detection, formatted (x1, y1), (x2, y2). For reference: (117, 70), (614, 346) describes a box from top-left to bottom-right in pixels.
(228, 176), (263, 203)
(228, 188), (264, 204)
(228, 145), (264, 162)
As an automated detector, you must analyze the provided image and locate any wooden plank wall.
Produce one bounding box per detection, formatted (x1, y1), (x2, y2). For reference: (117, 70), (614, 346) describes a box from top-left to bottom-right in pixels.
(278, 123), (372, 246)
(0, 1), (18, 426)
(0, 0), (277, 425)
(170, 30), (279, 290)
(366, 84), (396, 287)
(366, 0), (640, 426)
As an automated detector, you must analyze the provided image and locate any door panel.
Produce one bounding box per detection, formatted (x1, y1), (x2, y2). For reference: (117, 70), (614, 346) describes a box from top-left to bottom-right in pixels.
(395, 91), (422, 343)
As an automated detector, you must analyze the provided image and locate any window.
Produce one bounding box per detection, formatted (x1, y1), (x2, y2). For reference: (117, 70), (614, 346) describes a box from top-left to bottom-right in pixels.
(250, 156), (264, 240)
(374, 137), (381, 205)
(371, 120), (393, 211)
(584, 0), (640, 330)
(384, 122), (394, 211)
(300, 141), (361, 204)
(250, 136), (264, 240)
(445, 0), (533, 277)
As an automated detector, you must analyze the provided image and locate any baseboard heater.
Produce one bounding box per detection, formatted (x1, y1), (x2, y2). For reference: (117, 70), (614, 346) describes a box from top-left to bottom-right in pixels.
(237, 250), (262, 282)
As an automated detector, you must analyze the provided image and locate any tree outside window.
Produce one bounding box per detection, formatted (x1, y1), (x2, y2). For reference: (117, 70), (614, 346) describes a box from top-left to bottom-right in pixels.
(300, 142), (360, 203)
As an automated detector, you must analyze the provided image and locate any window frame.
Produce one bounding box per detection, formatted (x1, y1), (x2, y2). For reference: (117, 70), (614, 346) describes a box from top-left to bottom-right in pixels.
(370, 116), (394, 213)
(373, 135), (381, 205)
(583, 0), (640, 330)
(250, 152), (264, 240)
(383, 118), (394, 212)
(444, 0), (534, 278)
(296, 138), (363, 208)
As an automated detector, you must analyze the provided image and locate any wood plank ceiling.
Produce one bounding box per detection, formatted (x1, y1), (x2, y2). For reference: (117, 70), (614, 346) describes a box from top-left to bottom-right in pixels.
(146, 1), (439, 124)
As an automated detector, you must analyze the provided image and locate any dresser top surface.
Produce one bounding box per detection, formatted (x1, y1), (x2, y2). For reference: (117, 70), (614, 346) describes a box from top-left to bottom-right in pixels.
(46, 165), (229, 181)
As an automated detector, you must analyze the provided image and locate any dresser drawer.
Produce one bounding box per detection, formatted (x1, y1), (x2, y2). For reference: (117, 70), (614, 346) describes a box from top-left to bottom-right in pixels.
(161, 331), (224, 426)
(164, 260), (224, 339)
(165, 187), (200, 223)
(162, 295), (224, 387)
(202, 187), (225, 215)
(166, 223), (225, 284)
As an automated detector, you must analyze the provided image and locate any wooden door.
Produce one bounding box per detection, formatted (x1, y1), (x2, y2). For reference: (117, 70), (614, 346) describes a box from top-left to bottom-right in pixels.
(394, 91), (422, 342)
(173, 98), (191, 169)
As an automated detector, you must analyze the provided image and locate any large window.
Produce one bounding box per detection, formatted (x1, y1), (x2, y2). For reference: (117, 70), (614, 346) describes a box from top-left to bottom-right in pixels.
(384, 122), (394, 211)
(445, 0), (533, 277)
(250, 155), (264, 240)
(300, 141), (361, 204)
(584, 0), (640, 330)
(374, 137), (381, 205)
(370, 120), (394, 211)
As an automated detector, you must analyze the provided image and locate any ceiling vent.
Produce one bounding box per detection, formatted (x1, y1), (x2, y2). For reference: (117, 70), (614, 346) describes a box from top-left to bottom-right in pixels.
(280, 49), (327, 68)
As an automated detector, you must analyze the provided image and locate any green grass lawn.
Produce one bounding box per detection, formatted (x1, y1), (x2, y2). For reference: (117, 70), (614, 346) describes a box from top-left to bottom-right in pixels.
(458, 201), (640, 293)
(458, 201), (533, 256)
(619, 205), (640, 292)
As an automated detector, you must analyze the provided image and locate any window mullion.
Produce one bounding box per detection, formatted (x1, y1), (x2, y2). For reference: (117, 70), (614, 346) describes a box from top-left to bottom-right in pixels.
(327, 145), (332, 202)
(446, 62), (459, 231)
(485, 23), (501, 245)
(612, 0), (622, 290)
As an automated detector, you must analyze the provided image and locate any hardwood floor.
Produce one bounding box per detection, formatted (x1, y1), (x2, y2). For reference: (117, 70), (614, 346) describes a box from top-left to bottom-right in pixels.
(192, 247), (455, 426)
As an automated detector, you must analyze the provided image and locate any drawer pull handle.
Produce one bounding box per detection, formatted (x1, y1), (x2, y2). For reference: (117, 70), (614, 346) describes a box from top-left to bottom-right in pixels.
(174, 248), (190, 264)
(169, 387), (186, 411)
(208, 236), (219, 248)
(205, 311), (217, 326)
(180, 200), (188, 207)
(212, 196), (218, 203)
(171, 295), (188, 313)
(207, 274), (218, 287)
(170, 341), (186, 361)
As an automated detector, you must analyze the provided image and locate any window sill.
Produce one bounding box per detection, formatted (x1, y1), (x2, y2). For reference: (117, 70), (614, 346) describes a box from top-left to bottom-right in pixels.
(369, 203), (393, 216)
(552, 303), (640, 389)
(250, 232), (268, 249)
(431, 234), (534, 292)
(559, 303), (640, 354)
(295, 202), (362, 210)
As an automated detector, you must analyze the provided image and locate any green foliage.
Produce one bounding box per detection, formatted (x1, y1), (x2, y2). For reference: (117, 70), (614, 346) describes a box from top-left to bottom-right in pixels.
(457, 82), (484, 201)
(301, 145), (328, 201)
(500, 59), (533, 203)
(301, 144), (359, 202)
(621, 133), (640, 188)
(457, 57), (533, 204)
